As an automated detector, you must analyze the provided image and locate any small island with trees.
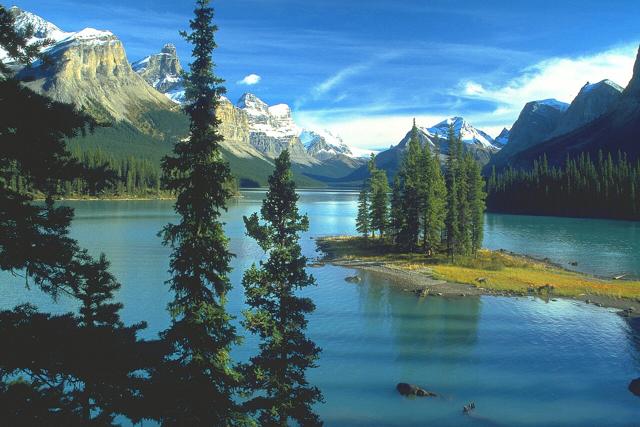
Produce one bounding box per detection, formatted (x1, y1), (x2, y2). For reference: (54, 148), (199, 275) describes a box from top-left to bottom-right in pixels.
(316, 123), (640, 317)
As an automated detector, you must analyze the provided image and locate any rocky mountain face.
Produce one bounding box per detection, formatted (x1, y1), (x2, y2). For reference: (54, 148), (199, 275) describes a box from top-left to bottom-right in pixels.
(300, 129), (353, 160)
(485, 99), (569, 170)
(236, 93), (315, 165)
(551, 80), (623, 137)
(503, 45), (640, 168)
(495, 128), (510, 146)
(132, 44), (184, 102)
(11, 8), (175, 135)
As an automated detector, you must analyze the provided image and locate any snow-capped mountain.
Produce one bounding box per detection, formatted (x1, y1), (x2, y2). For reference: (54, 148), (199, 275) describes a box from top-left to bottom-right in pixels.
(10, 8), (174, 130)
(0, 7), (72, 62)
(133, 44), (185, 103)
(236, 93), (362, 165)
(236, 93), (309, 160)
(423, 117), (501, 150)
(300, 129), (354, 161)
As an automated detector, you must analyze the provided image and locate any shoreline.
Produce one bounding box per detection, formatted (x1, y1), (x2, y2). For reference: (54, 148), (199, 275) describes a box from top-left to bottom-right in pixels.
(314, 237), (640, 319)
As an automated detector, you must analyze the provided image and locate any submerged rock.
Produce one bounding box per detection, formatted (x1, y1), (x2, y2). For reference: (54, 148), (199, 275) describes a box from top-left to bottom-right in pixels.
(463, 402), (476, 414)
(345, 275), (361, 283)
(396, 382), (437, 397)
(629, 378), (640, 397)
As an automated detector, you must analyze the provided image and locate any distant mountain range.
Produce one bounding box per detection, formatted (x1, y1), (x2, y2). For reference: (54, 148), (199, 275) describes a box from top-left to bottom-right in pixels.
(4, 6), (640, 186)
(4, 7), (365, 187)
(486, 72), (637, 171)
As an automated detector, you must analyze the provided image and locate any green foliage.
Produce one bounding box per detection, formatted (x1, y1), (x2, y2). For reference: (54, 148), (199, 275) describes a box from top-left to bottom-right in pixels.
(487, 151), (640, 220)
(0, 15), (155, 425)
(356, 184), (371, 238)
(0, 5), (52, 75)
(368, 155), (390, 237)
(242, 150), (323, 426)
(155, 1), (242, 424)
(421, 140), (446, 254)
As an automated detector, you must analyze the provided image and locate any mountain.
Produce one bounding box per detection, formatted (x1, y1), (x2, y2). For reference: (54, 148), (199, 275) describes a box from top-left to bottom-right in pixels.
(338, 117), (500, 184)
(485, 99), (569, 171)
(550, 79), (623, 137)
(300, 129), (353, 159)
(236, 93), (314, 164)
(503, 45), (640, 168)
(12, 10), (176, 135)
(132, 44), (185, 103)
(495, 128), (510, 146)
(0, 7), (72, 64)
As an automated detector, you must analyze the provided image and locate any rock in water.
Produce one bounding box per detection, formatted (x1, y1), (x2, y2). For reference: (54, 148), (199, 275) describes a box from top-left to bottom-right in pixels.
(345, 275), (361, 283)
(396, 383), (436, 397)
(629, 378), (640, 397)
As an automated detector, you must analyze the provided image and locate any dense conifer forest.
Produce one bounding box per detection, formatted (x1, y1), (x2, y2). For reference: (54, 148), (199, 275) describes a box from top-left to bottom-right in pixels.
(357, 122), (486, 259)
(486, 152), (640, 221)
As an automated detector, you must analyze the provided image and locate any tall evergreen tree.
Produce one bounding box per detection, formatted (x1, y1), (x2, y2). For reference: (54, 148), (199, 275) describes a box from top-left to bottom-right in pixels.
(398, 121), (423, 251)
(389, 175), (404, 245)
(421, 140), (447, 255)
(156, 1), (241, 424)
(356, 184), (371, 239)
(368, 157), (390, 238)
(0, 8), (154, 425)
(466, 157), (486, 255)
(444, 125), (461, 260)
(242, 150), (323, 426)
(456, 152), (472, 255)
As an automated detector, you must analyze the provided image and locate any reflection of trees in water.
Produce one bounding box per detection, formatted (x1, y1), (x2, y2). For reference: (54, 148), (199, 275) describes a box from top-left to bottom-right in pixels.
(388, 292), (482, 383)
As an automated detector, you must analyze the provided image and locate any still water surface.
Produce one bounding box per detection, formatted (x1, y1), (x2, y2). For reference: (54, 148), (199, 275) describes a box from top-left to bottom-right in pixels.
(1, 190), (639, 426)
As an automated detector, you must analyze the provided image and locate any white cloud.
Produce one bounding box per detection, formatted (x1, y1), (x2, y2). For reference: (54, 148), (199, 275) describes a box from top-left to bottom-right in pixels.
(237, 73), (262, 85)
(458, 43), (638, 125)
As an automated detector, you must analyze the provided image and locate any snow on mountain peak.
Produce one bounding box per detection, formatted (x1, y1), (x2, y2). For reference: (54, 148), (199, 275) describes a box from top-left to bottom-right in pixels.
(534, 98), (569, 111)
(424, 116), (499, 150)
(9, 7), (70, 41)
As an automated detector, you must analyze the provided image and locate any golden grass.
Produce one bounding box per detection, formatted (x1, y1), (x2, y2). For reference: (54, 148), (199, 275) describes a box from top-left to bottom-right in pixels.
(317, 237), (640, 300)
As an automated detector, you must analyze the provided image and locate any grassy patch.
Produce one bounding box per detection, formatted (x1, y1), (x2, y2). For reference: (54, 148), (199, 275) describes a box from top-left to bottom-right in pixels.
(316, 236), (640, 300)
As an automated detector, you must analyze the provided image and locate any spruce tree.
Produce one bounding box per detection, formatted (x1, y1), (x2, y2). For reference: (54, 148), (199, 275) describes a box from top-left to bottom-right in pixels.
(389, 174), (404, 245)
(467, 158), (486, 255)
(242, 150), (323, 426)
(457, 152), (472, 255)
(398, 121), (423, 251)
(368, 158), (390, 239)
(156, 1), (241, 423)
(421, 141), (447, 255)
(356, 184), (371, 239)
(444, 125), (460, 260)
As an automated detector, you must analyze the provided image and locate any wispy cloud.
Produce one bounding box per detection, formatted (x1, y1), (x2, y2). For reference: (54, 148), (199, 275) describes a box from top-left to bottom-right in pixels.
(237, 73), (262, 85)
(456, 42), (638, 125)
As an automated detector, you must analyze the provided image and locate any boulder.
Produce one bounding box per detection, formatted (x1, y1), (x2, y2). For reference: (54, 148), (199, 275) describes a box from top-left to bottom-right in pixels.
(396, 382), (437, 397)
(629, 378), (640, 397)
(345, 275), (361, 283)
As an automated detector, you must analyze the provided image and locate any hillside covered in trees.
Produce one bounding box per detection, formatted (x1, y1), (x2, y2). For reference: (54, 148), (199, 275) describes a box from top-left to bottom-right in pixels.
(486, 151), (640, 221)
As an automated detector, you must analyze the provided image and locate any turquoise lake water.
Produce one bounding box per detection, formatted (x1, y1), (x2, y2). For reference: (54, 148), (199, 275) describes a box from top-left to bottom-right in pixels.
(1, 190), (639, 426)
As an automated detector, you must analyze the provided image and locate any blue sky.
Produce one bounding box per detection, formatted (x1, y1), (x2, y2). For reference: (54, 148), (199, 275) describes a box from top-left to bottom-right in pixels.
(10, 0), (640, 151)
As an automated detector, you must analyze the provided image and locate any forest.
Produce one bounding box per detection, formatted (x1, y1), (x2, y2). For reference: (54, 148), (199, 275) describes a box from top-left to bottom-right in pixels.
(357, 122), (486, 259)
(486, 152), (640, 221)
(0, 2), (320, 425)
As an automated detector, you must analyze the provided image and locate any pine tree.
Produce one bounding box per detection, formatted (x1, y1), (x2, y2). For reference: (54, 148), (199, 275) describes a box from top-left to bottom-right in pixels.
(457, 153), (472, 255)
(356, 184), (371, 239)
(398, 121), (422, 251)
(242, 150), (323, 426)
(467, 158), (486, 255)
(444, 125), (460, 260)
(368, 157), (390, 238)
(389, 175), (404, 245)
(421, 141), (447, 255)
(156, 1), (241, 424)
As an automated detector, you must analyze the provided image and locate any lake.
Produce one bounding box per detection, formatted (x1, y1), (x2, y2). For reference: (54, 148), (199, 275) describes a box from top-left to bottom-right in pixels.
(1, 190), (639, 426)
